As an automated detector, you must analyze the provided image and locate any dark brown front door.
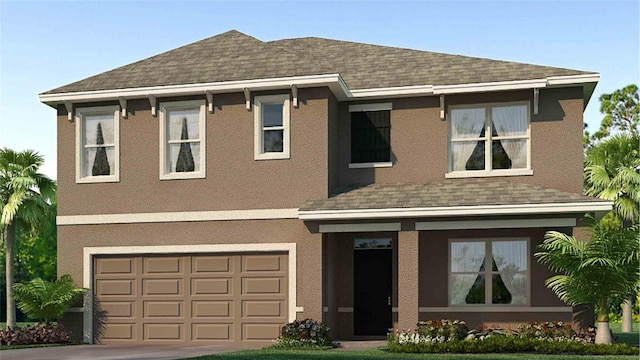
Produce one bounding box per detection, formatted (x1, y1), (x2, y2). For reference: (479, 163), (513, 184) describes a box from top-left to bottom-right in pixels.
(354, 247), (392, 335)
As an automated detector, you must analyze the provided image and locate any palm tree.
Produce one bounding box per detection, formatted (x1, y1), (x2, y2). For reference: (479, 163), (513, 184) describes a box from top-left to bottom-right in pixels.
(13, 275), (86, 324)
(584, 132), (640, 332)
(584, 132), (640, 224)
(0, 148), (55, 328)
(535, 221), (640, 344)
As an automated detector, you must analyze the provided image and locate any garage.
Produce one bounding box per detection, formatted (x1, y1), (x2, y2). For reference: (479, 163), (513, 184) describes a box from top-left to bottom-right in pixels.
(93, 253), (288, 344)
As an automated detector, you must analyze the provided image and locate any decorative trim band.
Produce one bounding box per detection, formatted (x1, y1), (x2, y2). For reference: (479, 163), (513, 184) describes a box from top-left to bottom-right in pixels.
(416, 218), (576, 231)
(419, 307), (572, 313)
(338, 307), (354, 313)
(58, 208), (299, 225)
(299, 202), (612, 221)
(348, 103), (392, 112)
(348, 162), (393, 169)
(319, 223), (401, 233)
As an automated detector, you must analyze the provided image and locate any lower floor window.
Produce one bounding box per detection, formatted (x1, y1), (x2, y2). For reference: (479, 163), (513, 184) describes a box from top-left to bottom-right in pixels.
(450, 238), (528, 306)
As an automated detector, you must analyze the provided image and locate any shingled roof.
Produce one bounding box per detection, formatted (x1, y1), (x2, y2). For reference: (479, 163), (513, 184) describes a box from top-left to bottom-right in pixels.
(43, 30), (595, 95)
(300, 179), (608, 212)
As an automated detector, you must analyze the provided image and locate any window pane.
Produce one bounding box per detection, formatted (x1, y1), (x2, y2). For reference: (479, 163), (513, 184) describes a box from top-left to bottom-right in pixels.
(451, 274), (485, 304)
(354, 238), (392, 249)
(493, 139), (527, 169)
(492, 105), (527, 137)
(451, 108), (485, 139)
(351, 111), (390, 163)
(451, 141), (485, 171)
(492, 240), (527, 271)
(84, 114), (114, 145)
(492, 273), (526, 304)
(168, 143), (200, 173)
(263, 130), (283, 153)
(83, 146), (115, 177)
(451, 242), (485, 272)
(263, 103), (283, 127)
(168, 108), (200, 141)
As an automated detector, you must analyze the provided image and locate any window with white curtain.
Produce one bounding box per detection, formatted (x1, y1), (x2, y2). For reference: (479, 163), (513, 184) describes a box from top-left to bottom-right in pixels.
(449, 102), (529, 176)
(450, 239), (529, 306)
(159, 100), (206, 180)
(76, 106), (120, 183)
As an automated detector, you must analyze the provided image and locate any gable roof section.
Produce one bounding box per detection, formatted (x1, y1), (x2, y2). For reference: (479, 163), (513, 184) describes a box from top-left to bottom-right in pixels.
(43, 30), (334, 94)
(298, 180), (612, 220)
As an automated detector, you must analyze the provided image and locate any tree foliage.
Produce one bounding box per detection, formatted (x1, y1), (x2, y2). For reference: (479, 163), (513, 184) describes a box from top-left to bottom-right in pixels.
(536, 220), (640, 343)
(584, 132), (640, 224)
(0, 148), (55, 327)
(12, 275), (86, 323)
(585, 84), (639, 148)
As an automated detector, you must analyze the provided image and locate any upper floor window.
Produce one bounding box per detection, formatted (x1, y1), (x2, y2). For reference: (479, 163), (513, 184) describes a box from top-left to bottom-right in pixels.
(450, 238), (529, 306)
(448, 102), (531, 178)
(254, 94), (290, 160)
(349, 103), (392, 168)
(76, 106), (120, 183)
(159, 100), (206, 180)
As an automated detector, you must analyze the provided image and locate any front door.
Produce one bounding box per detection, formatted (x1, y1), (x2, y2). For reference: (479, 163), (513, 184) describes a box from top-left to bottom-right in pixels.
(353, 238), (392, 336)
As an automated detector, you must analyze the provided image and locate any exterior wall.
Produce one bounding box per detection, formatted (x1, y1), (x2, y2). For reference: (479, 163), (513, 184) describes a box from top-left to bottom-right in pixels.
(58, 219), (322, 322)
(418, 227), (572, 328)
(56, 87), (331, 216)
(337, 87), (584, 194)
(327, 92), (340, 194)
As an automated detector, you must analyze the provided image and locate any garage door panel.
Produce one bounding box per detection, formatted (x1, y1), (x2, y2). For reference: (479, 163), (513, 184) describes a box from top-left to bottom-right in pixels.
(143, 278), (182, 295)
(143, 257), (183, 274)
(192, 323), (232, 340)
(102, 301), (134, 318)
(192, 300), (232, 318)
(144, 301), (183, 318)
(97, 279), (135, 296)
(242, 255), (283, 272)
(191, 278), (231, 295)
(192, 256), (231, 273)
(96, 258), (134, 275)
(102, 323), (135, 340)
(242, 323), (281, 341)
(243, 300), (282, 317)
(242, 277), (283, 294)
(143, 323), (183, 340)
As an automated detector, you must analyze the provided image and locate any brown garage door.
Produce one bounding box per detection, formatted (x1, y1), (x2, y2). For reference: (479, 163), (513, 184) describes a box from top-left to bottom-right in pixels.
(94, 253), (288, 344)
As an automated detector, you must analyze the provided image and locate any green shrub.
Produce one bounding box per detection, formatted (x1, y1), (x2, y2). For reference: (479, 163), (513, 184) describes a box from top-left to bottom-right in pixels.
(517, 321), (574, 340)
(388, 335), (639, 355)
(416, 319), (469, 341)
(12, 275), (86, 323)
(272, 319), (333, 349)
(0, 323), (69, 345)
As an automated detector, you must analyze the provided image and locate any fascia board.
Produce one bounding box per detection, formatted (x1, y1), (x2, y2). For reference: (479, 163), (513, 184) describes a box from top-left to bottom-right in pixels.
(298, 201), (613, 221)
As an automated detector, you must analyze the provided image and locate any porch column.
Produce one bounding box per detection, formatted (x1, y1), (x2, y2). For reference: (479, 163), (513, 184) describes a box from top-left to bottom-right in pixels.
(300, 232), (323, 321)
(398, 230), (419, 330)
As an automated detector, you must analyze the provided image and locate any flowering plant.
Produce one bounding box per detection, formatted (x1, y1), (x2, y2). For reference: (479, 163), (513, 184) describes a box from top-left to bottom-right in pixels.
(416, 319), (469, 341)
(273, 318), (333, 348)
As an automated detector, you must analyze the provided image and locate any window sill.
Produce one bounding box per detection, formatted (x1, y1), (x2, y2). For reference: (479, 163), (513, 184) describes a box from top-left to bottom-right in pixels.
(254, 152), (290, 161)
(349, 162), (393, 169)
(445, 169), (533, 179)
(160, 171), (206, 180)
(76, 176), (119, 184)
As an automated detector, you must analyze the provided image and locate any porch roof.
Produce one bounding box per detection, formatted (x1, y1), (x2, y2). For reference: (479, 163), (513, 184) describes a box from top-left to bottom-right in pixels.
(298, 180), (612, 221)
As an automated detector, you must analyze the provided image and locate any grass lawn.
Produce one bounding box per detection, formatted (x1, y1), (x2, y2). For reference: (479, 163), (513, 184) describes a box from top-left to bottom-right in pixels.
(609, 322), (640, 347)
(0, 343), (72, 350)
(186, 348), (638, 360)
(0, 322), (38, 329)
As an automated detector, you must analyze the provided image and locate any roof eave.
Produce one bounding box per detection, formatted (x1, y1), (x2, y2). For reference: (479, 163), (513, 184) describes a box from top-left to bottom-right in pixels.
(298, 201), (613, 221)
(39, 73), (600, 107)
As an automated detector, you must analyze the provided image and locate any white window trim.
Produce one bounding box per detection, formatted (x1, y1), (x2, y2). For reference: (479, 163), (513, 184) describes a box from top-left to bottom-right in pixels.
(254, 94), (290, 160)
(447, 101), (531, 178)
(348, 161), (393, 169)
(448, 237), (531, 308)
(159, 100), (206, 180)
(75, 105), (120, 183)
(348, 102), (392, 112)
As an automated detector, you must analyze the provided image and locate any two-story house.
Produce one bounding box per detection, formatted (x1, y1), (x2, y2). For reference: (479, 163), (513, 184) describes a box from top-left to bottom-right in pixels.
(39, 30), (611, 345)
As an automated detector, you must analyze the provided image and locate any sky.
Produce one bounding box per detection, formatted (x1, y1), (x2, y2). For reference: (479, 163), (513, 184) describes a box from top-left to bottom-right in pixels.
(1, 0), (638, 180)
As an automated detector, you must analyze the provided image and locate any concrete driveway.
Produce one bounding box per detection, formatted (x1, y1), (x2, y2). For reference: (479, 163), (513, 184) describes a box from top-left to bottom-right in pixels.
(0, 343), (260, 360)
